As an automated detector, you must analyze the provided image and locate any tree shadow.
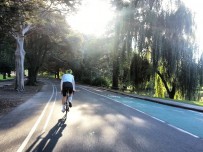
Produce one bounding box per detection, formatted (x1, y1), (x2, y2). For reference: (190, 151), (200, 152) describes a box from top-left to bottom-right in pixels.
(26, 114), (67, 152)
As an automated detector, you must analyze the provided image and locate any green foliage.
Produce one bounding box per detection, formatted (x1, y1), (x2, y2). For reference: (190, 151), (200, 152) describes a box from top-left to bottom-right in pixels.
(92, 77), (110, 87)
(0, 74), (14, 80)
(75, 35), (113, 85)
(81, 77), (92, 85)
(130, 53), (151, 89)
(174, 90), (183, 100)
(0, 37), (15, 75)
(178, 60), (199, 100)
(154, 73), (166, 98)
(199, 54), (203, 86)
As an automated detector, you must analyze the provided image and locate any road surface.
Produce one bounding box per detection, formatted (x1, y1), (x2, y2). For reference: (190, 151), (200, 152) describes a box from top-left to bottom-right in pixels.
(0, 79), (203, 152)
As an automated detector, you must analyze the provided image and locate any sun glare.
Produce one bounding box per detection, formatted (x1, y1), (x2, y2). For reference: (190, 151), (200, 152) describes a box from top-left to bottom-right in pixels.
(183, 0), (203, 55)
(67, 0), (203, 57)
(67, 0), (114, 37)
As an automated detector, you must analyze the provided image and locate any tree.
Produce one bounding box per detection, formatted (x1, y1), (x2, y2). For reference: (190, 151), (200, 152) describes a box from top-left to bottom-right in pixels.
(130, 54), (151, 90)
(150, 2), (196, 99)
(111, 0), (198, 100)
(25, 31), (50, 85)
(78, 35), (113, 85)
(110, 0), (161, 90)
(25, 10), (75, 85)
(0, 36), (15, 79)
(1, 0), (79, 91)
(40, 31), (83, 80)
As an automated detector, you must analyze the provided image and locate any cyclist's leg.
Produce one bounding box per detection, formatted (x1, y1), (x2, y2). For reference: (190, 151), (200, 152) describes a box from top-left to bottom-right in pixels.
(68, 93), (73, 102)
(62, 96), (66, 112)
(65, 89), (70, 111)
(62, 90), (67, 105)
(67, 87), (73, 107)
(62, 83), (68, 112)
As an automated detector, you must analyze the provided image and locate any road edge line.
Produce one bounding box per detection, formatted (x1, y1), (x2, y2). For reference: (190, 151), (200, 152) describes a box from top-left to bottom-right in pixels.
(17, 85), (55, 152)
(79, 86), (200, 139)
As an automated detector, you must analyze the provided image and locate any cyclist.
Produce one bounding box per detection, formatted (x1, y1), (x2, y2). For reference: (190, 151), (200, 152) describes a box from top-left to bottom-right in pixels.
(60, 69), (76, 112)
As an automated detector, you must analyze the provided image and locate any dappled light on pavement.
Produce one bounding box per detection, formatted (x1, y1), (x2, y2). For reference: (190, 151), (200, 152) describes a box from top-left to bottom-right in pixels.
(53, 102), (150, 152)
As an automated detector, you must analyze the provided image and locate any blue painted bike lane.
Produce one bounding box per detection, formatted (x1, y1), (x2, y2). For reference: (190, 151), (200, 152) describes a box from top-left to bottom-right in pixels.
(107, 95), (203, 139)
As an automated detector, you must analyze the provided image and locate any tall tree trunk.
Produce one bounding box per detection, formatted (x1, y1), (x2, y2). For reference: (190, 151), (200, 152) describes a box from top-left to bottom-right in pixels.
(156, 71), (176, 99)
(112, 18), (120, 90)
(169, 82), (176, 99)
(3, 73), (6, 79)
(27, 68), (38, 85)
(15, 35), (25, 91)
(7, 71), (11, 77)
(13, 25), (31, 91)
(112, 58), (119, 90)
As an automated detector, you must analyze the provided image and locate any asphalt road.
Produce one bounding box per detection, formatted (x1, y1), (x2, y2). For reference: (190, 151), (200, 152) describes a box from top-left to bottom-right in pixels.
(0, 80), (203, 152)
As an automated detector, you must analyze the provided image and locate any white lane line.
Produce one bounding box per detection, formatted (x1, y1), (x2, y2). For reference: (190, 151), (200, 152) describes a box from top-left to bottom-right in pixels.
(172, 110), (183, 113)
(42, 86), (57, 132)
(151, 116), (165, 123)
(80, 86), (156, 117)
(17, 85), (55, 152)
(168, 124), (199, 138)
(188, 110), (203, 116)
(79, 86), (199, 139)
(150, 106), (164, 110)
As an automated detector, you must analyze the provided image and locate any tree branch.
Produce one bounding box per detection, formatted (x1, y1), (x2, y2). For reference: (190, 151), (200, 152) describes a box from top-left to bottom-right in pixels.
(156, 70), (170, 94)
(22, 24), (32, 35)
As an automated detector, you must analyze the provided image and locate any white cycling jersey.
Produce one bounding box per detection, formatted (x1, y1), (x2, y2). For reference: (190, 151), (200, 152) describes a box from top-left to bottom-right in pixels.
(60, 74), (75, 91)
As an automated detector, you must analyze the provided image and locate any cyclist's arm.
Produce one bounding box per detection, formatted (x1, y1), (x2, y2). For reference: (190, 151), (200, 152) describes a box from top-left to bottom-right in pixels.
(60, 77), (63, 91)
(72, 76), (76, 92)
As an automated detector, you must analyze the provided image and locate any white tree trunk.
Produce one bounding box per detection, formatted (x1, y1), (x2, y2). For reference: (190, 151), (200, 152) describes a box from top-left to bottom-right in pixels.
(14, 25), (31, 91)
(15, 35), (25, 91)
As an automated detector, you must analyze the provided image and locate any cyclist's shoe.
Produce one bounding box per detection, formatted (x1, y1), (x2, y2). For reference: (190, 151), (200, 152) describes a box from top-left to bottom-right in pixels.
(69, 102), (72, 108)
(61, 105), (65, 113)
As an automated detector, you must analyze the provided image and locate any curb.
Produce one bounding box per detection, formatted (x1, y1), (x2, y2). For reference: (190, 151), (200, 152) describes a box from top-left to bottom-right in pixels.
(93, 86), (203, 113)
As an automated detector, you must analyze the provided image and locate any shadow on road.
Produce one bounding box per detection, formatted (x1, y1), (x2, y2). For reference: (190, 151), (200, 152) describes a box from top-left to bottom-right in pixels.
(26, 115), (67, 152)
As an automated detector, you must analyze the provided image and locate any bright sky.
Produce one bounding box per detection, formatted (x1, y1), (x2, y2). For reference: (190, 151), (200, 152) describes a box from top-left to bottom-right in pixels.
(183, 0), (203, 54)
(67, 0), (114, 37)
(67, 0), (203, 53)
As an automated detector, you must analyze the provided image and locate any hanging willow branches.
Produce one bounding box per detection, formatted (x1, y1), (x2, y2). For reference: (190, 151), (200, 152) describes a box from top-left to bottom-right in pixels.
(111, 0), (198, 100)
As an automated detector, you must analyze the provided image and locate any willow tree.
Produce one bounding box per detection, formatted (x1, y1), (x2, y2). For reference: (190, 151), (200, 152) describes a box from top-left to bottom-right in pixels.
(130, 54), (151, 90)
(132, 0), (197, 99)
(111, 0), (137, 89)
(111, 0), (198, 99)
(149, 1), (197, 99)
(110, 0), (162, 90)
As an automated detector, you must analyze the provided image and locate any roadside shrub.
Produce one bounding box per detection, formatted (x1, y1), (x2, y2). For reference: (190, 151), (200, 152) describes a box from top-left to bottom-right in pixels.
(81, 77), (92, 85)
(92, 77), (109, 87)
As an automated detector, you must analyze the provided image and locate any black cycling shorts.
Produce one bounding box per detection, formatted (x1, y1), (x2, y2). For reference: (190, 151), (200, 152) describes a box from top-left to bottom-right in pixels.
(62, 82), (73, 96)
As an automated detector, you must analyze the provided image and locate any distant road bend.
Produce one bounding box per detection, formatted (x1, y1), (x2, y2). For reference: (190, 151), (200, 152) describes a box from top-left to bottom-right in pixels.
(0, 80), (202, 152)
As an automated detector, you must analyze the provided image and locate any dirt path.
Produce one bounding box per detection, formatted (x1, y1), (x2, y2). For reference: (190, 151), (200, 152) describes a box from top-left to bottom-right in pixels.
(0, 81), (43, 117)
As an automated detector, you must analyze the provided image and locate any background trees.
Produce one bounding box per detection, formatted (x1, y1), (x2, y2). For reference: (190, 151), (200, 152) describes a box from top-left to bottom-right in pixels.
(77, 35), (112, 86)
(109, 0), (200, 100)
(0, 36), (15, 79)
(0, 0), (79, 90)
(1, 0), (202, 101)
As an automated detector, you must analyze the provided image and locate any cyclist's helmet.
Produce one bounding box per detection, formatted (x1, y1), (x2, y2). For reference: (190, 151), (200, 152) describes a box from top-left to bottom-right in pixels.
(66, 69), (73, 74)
